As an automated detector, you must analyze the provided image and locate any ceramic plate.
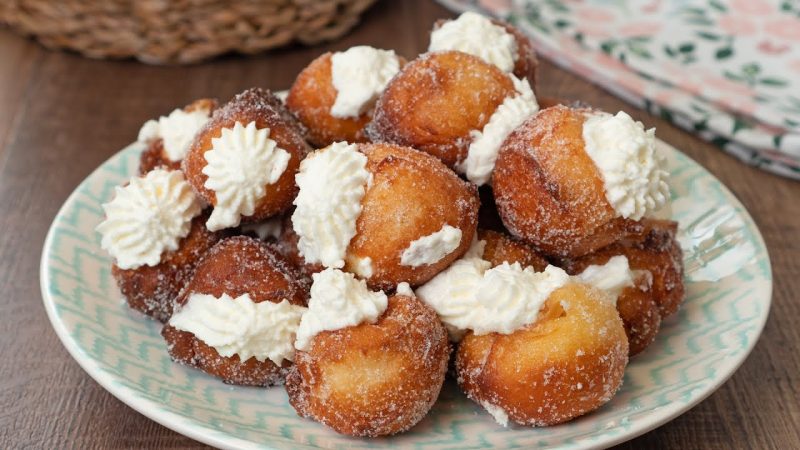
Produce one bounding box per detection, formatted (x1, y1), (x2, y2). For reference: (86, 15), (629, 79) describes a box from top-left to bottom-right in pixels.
(40, 140), (771, 449)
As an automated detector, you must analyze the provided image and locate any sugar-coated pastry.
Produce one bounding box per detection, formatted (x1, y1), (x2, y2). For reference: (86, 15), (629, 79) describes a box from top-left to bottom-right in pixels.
(286, 46), (403, 147)
(456, 283), (628, 427)
(138, 98), (217, 174)
(368, 51), (539, 185)
(571, 255), (659, 356)
(430, 12), (538, 87)
(478, 227), (661, 356)
(478, 229), (549, 272)
(182, 88), (311, 231)
(286, 269), (449, 437)
(493, 105), (670, 258)
(561, 218), (684, 318)
(162, 236), (309, 386)
(97, 169), (215, 322)
(291, 142), (479, 291)
(272, 213), (325, 279)
(111, 211), (224, 322)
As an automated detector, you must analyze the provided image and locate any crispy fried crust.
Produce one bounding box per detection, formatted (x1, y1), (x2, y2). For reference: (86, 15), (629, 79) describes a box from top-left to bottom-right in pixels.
(431, 18), (539, 87)
(139, 139), (181, 174)
(498, 20), (539, 87)
(286, 53), (406, 148)
(478, 229), (550, 271)
(561, 218), (685, 318)
(615, 280), (662, 356)
(272, 212), (324, 283)
(139, 98), (219, 175)
(182, 88), (311, 224)
(367, 51), (515, 168)
(286, 294), (450, 437)
(344, 143), (479, 290)
(112, 210), (223, 322)
(456, 284), (628, 426)
(161, 236), (309, 386)
(494, 105), (639, 258)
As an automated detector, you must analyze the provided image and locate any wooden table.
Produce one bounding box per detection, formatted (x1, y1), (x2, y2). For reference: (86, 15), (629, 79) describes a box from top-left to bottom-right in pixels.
(1, 0), (798, 448)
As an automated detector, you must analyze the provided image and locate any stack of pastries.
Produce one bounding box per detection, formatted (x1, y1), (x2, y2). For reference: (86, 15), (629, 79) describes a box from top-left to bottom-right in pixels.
(97, 12), (684, 437)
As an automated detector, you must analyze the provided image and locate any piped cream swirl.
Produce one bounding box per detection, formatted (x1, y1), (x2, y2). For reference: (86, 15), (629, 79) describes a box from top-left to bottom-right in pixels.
(458, 75), (539, 186)
(429, 11), (518, 73)
(292, 142), (370, 268)
(169, 293), (306, 365)
(97, 169), (201, 270)
(582, 111), (670, 220)
(294, 268), (388, 351)
(202, 121), (291, 231)
(330, 46), (401, 119)
(137, 107), (212, 161)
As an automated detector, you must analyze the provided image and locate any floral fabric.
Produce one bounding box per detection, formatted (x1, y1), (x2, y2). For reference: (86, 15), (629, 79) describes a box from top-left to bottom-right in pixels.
(436, 0), (800, 179)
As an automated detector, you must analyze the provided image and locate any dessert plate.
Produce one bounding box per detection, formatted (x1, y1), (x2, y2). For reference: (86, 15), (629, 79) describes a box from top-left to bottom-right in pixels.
(40, 140), (771, 449)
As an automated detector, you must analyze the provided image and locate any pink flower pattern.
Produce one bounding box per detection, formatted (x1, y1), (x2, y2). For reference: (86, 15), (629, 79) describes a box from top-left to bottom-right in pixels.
(437, 0), (800, 178)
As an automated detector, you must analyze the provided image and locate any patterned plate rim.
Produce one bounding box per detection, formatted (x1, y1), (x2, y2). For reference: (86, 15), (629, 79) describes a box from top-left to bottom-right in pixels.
(40, 139), (772, 450)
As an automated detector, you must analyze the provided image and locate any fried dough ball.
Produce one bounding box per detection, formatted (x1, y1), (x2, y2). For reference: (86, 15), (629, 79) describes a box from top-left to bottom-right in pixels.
(478, 229), (549, 272)
(182, 88), (311, 228)
(562, 218), (684, 318)
(139, 99), (218, 174)
(274, 213), (324, 279)
(493, 105), (641, 258)
(286, 52), (405, 147)
(162, 236), (308, 386)
(432, 15), (538, 86)
(614, 276), (661, 356)
(112, 210), (224, 322)
(367, 51), (516, 168)
(456, 283), (628, 427)
(286, 293), (450, 437)
(344, 143), (479, 290)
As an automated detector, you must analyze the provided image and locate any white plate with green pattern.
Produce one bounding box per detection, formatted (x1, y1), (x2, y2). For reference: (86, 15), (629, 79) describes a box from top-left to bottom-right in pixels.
(40, 139), (771, 449)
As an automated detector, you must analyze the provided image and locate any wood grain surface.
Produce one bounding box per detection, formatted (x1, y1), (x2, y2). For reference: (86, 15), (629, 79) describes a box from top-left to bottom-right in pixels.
(1, 0), (798, 448)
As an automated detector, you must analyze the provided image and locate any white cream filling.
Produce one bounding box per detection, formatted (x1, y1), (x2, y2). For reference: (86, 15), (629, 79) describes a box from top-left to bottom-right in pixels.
(400, 224), (463, 267)
(574, 255), (635, 305)
(97, 169), (201, 270)
(429, 11), (518, 73)
(169, 293), (306, 365)
(582, 111), (670, 220)
(294, 268), (388, 351)
(416, 239), (570, 340)
(480, 400), (510, 427)
(240, 217), (283, 241)
(292, 142), (370, 269)
(458, 75), (539, 186)
(396, 282), (415, 297)
(137, 107), (211, 161)
(202, 121), (291, 231)
(330, 46), (401, 119)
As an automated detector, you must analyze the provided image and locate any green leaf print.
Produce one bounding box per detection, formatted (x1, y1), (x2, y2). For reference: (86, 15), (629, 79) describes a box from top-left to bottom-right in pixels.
(715, 47), (734, 59)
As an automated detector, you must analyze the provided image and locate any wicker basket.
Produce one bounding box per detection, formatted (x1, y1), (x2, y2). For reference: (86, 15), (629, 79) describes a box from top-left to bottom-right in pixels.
(0, 0), (377, 64)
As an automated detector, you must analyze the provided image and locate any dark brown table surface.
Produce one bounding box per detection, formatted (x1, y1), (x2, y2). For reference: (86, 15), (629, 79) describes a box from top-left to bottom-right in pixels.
(1, 1), (798, 448)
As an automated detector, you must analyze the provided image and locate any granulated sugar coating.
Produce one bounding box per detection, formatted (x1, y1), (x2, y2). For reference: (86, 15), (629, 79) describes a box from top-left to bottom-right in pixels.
(112, 211), (225, 322)
(285, 293), (450, 437)
(96, 11), (689, 439)
(559, 218), (684, 354)
(286, 52), (383, 147)
(494, 105), (643, 259)
(456, 283), (629, 427)
(162, 236), (309, 386)
(182, 88), (311, 228)
(367, 51), (515, 169)
(431, 14), (540, 87)
(343, 143), (479, 291)
(138, 98), (220, 175)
